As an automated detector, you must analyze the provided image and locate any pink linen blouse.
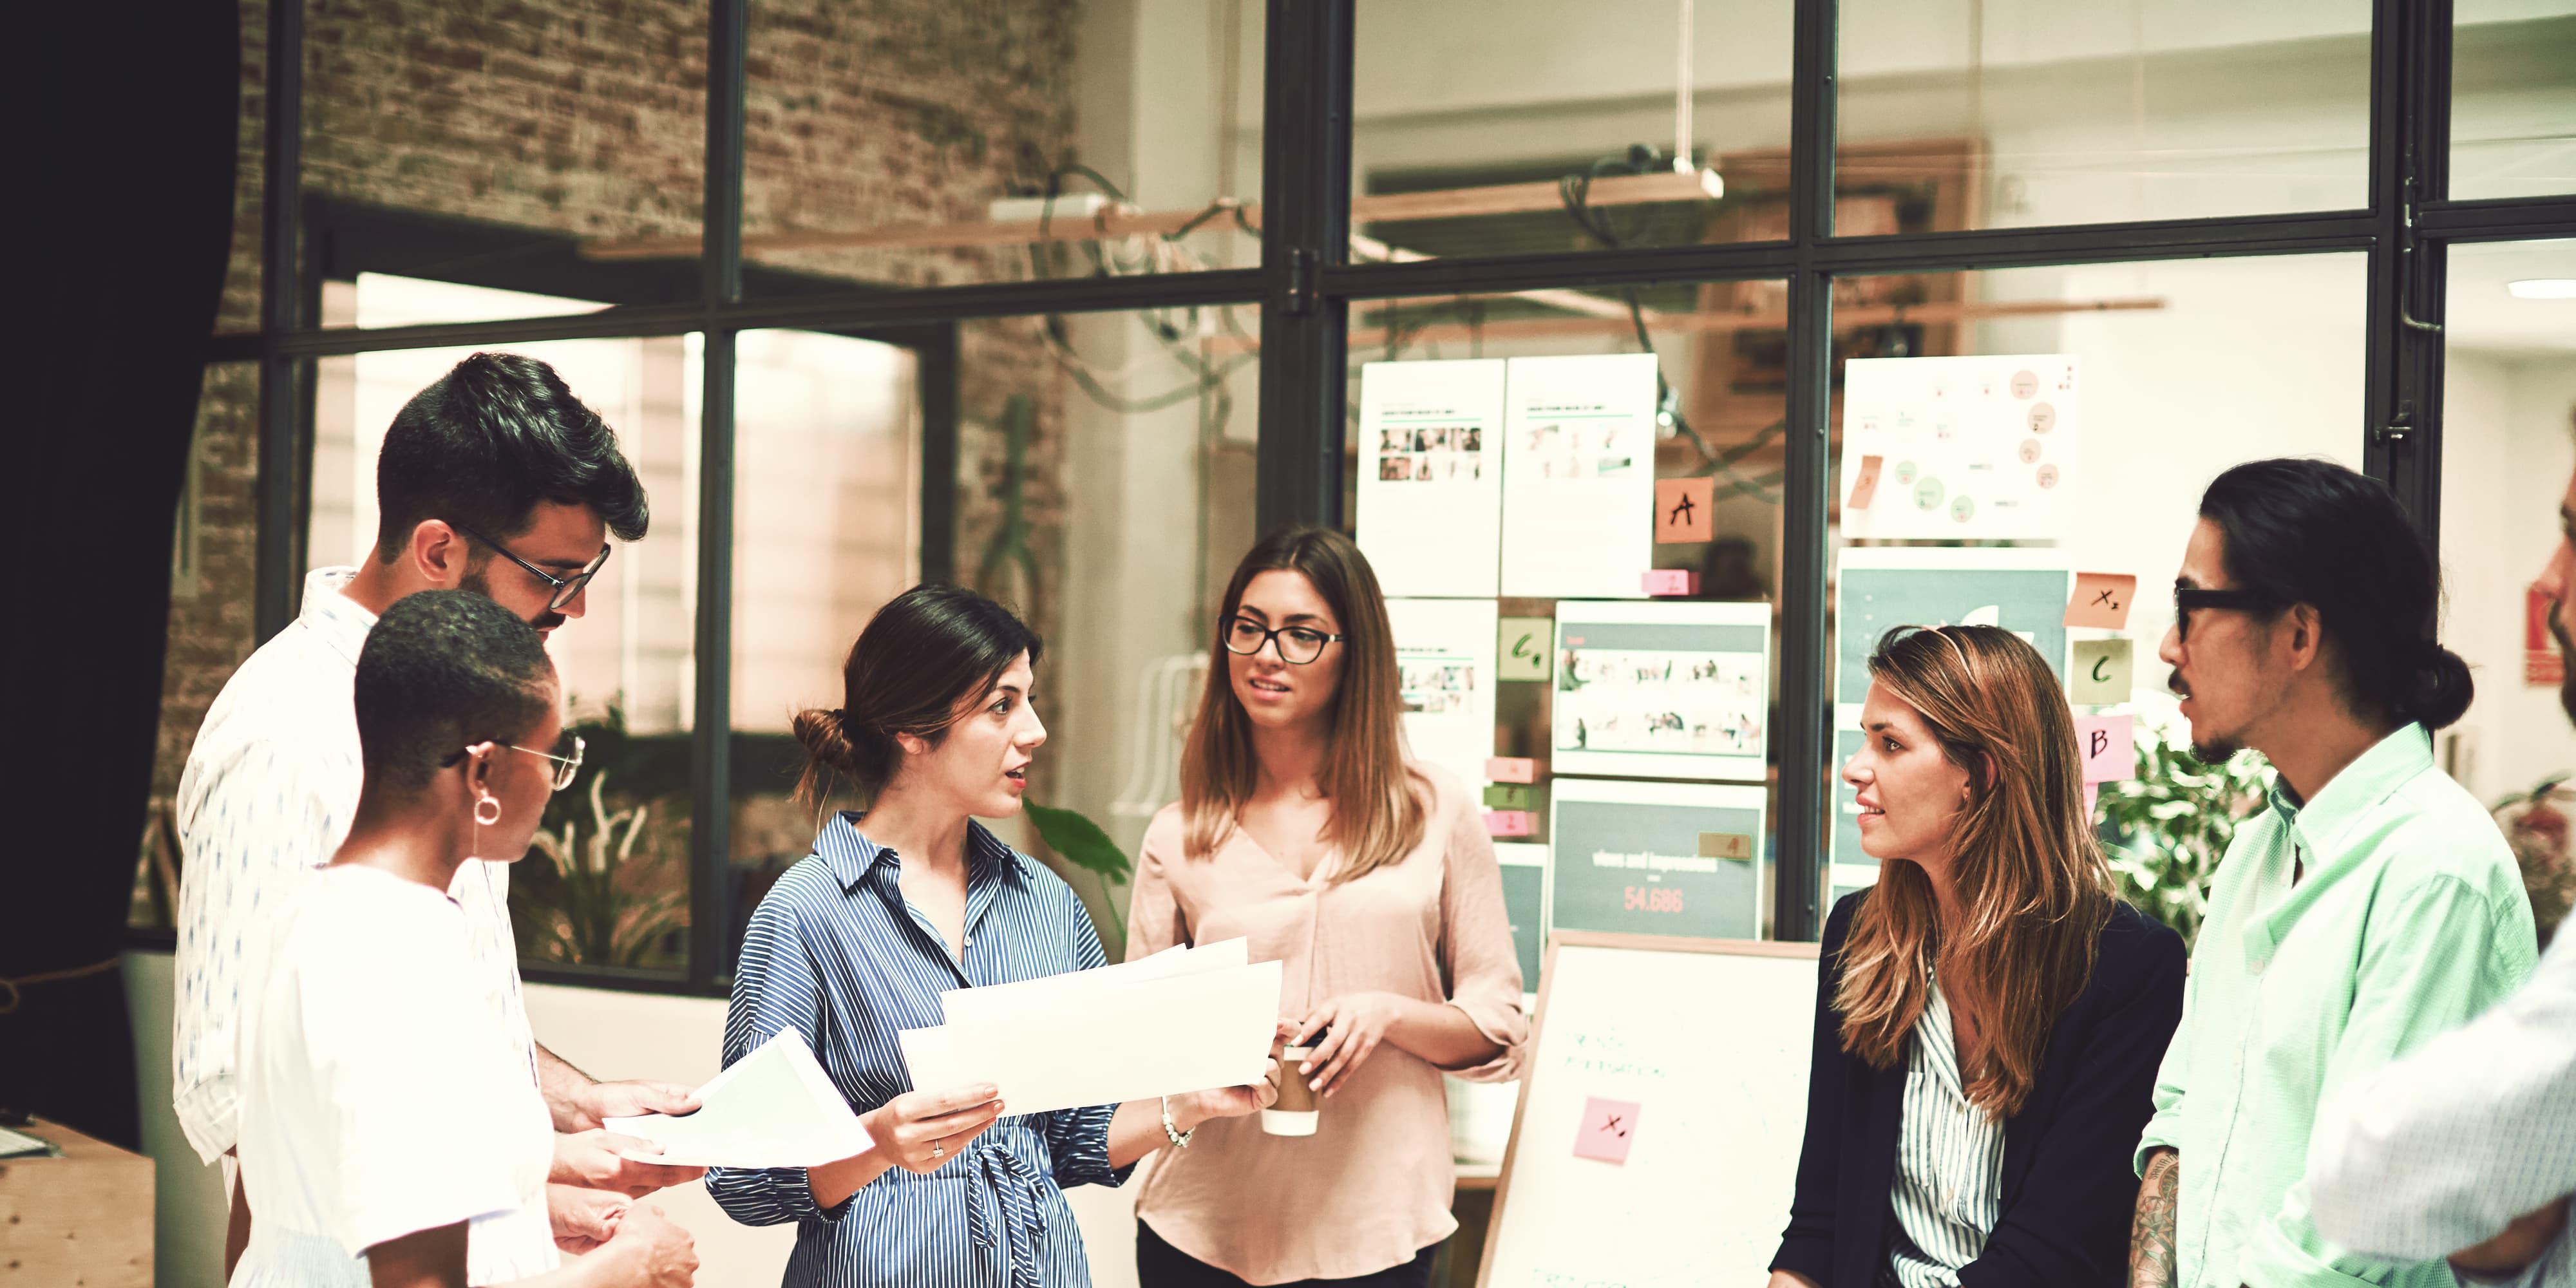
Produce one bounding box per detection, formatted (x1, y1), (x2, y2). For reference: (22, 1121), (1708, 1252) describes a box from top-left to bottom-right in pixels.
(1126, 763), (1529, 1284)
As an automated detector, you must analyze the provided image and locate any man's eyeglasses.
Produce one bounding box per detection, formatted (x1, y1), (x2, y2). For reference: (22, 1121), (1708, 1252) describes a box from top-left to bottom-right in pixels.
(1222, 616), (1345, 665)
(2174, 587), (2271, 641)
(453, 521), (612, 612)
(509, 735), (587, 791)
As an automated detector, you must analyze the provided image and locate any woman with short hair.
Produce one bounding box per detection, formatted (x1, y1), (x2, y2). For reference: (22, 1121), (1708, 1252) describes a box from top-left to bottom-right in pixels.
(1768, 625), (2186, 1288)
(706, 584), (1276, 1288)
(1126, 527), (1530, 1288)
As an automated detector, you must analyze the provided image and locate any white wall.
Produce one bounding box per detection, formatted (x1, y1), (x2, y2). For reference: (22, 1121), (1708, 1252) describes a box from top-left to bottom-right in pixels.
(124, 951), (1144, 1288)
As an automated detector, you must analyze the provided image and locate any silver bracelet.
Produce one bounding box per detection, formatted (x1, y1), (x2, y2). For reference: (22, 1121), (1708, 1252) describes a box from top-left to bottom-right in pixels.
(1159, 1095), (1194, 1148)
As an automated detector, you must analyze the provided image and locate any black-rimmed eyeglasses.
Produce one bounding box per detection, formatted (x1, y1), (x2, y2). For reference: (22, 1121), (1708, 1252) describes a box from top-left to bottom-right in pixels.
(2175, 587), (2271, 641)
(453, 521), (612, 612)
(1222, 616), (1345, 665)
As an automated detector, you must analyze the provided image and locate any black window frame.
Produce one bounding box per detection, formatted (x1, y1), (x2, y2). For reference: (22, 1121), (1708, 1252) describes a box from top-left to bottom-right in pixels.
(188, 0), (2576, 994)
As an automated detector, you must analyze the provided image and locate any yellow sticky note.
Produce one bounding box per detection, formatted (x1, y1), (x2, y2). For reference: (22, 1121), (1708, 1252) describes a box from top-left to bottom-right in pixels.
(2071, 639), (2134, 705)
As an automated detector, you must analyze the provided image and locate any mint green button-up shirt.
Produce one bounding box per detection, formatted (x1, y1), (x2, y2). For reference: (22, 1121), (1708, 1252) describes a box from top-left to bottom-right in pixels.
(2136, 724), (2537, 1288)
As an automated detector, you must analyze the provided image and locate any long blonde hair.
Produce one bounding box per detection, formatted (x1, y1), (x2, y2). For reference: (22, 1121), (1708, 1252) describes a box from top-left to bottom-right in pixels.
(1835, 624), (2114, 1118)
(1180, 527), (1425, 881)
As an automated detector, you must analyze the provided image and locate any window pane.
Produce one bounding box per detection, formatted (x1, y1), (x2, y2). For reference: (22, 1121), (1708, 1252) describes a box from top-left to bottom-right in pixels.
(307, 276), (702, 974)
(1352, 2), (1791, 259)
(297, 0), (707, 319)
(736, 3), (1264, 294)
(726, 329), (923, 945)
(2440, 239), (2576, 945)
(1838, 1), (2371, 229)
(138, 361), (265, 932)
(1824, 254), (2365, 940)
(2453, 1), (2576, 200)
(1342, 279), (1794, 970)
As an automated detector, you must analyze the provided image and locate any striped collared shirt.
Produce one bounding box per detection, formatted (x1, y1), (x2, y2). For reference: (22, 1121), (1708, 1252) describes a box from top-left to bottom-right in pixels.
(707, 814), (1131, 1288)
(1886, 977), (2007, 1287)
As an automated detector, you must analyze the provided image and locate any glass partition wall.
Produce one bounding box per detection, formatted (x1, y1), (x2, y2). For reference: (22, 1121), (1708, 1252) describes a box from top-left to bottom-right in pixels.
(155, 0), (2576, 992)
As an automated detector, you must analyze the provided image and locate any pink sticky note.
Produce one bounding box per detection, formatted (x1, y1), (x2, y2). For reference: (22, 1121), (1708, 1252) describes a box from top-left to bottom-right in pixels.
(2076, 714), (2137, 784)
(1484, 810), (1535, 837)
(2064, 573), (2138, 630)
(1573, 1096), (1642, 1165)
(1486, 757), (1538, 784)
(1642, 569), (1698, 597)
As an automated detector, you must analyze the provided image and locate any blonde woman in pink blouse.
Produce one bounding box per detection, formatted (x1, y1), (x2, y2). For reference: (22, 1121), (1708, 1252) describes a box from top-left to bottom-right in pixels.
(1127, 527), (1530, 1288)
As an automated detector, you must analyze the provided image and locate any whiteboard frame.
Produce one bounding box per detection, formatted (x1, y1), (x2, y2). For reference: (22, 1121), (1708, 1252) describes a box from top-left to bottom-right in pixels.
(1475, 931), (1821, 1288)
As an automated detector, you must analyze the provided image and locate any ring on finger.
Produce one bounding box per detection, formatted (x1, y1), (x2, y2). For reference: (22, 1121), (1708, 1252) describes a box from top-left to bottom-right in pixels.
(931, 1138), (946, 1159)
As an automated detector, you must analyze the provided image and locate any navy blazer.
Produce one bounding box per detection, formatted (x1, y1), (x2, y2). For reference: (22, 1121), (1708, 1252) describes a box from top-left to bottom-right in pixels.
(1770, 890), (2186, 1288)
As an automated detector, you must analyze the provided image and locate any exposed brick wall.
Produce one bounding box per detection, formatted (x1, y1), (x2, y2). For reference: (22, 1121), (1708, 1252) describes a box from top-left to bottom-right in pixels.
(153, 0), (1079, 851)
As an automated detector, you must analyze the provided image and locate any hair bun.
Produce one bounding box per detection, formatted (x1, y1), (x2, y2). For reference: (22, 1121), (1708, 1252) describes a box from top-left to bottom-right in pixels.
(790, 706), (862, 774)
(2402, 641), (2475, 732)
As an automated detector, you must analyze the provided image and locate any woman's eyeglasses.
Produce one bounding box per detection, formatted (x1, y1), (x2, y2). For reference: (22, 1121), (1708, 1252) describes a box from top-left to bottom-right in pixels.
(453, 520), (612, 612)
(1222, 616), (1345, 665)
(507, 735), (587, 791)
(2174, 587), (2271, 641)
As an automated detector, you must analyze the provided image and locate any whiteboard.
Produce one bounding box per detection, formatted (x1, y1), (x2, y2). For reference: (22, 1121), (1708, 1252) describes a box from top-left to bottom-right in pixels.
(1479, 933), (1820, 1288)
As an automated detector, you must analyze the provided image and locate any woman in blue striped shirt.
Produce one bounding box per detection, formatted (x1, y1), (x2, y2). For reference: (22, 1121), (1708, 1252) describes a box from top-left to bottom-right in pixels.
(1769, 625), (2185, 1288)
(708, 586), (1277, 1288)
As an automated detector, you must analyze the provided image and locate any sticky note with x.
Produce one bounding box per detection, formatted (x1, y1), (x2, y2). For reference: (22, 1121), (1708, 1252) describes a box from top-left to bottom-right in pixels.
(1573, 1095), (1642, 1164)
(2063, 573), (2137, 630)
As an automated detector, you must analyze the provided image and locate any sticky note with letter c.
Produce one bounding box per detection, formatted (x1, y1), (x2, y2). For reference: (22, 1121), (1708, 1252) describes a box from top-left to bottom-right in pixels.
(1573, 1095), (1642, 1165)
(1497, 617), (1553, 682)
(2075, 714), (2137, 784)
(2070, 639), (2134, 705)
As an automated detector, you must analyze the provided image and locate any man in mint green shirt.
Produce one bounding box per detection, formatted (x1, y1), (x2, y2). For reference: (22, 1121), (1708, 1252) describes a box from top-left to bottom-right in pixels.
(2128, 459), (2537, 1288)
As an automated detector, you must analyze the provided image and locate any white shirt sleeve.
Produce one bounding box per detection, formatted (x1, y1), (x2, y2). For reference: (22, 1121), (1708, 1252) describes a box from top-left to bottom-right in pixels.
(308, 905), (539, 1259)
(2307, 929), (2576, 1274)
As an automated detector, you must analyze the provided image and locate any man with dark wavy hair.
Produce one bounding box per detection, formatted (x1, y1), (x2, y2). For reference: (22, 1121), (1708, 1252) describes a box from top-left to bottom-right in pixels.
(175, 353), (703, 1283)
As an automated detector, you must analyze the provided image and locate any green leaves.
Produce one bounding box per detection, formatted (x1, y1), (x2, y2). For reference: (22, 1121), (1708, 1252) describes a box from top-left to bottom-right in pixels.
(2096, 726), (2273, 947)
(1025, 801), (1133, 884)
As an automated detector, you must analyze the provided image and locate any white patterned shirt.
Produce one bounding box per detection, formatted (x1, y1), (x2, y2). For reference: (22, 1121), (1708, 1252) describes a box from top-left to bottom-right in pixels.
(2309, 925), (2576, 1288)
(1887, 977), (2008, 1288)
(173, 567), (549, 1283)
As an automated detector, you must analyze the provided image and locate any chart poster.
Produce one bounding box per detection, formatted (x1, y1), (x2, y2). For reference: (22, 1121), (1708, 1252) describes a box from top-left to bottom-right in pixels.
(1385, 597), (1501, 792)
(1500, 353), (1659, 599)
(1838, 354), (2081, 542)
(1549, 779), (1766, 942)
(1495, 842), (1549, 997)
(1835, 547), (2073, 703)
(1551, 600), (1772, 782)
(1357, 359), (1506, 598)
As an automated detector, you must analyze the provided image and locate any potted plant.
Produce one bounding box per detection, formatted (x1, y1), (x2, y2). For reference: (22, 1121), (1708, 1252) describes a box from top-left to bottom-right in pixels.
(2095, 725), (2273, 947)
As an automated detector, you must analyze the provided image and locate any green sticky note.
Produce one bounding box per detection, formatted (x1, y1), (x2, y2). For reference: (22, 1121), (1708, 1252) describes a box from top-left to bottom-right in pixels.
(1483, 784), (1537, 810)
(1498, 617), (1553, 682)
(2070, 638), (2134, 705)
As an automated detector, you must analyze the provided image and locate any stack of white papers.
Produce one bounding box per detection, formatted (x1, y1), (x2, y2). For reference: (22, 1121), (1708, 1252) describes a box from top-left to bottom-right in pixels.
(900, 939), (1282, 1117)
(603, 1030), (873, 1168)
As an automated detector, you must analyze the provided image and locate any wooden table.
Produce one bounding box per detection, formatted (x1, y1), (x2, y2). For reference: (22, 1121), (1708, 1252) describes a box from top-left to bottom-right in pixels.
(0, 1117), (153, 1287)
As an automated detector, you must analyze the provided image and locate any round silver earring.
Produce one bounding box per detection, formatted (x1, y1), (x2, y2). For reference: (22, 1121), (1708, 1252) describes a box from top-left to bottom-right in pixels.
(475, 793), (502, 827)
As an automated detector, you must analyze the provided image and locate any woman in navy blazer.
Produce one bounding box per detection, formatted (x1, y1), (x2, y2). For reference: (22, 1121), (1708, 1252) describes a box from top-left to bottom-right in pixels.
(1769, 626), (2185, 1288)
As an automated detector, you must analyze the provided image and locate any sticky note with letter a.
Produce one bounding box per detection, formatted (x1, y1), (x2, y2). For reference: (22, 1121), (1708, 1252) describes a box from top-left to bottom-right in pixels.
(2070, 639), (2134, 705)
(2074, 714), (2137, 784)
(1654, 477), (1715, 544)
(1573, 1095), (1642, 1164)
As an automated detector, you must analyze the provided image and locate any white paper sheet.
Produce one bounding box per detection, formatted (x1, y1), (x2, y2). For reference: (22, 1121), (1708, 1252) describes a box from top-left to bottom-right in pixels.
(1385, 598), (1500, 792)
(1499, 353), (1659, 598)
(935, 938), (1248, 1027)
(1358, 359), (1508, 598)
(1551, 600), (1773, 782)
(1838, 354), (2081, 541)
(900, 958), (1283, 1117)
(603, 1029), (873, 1168)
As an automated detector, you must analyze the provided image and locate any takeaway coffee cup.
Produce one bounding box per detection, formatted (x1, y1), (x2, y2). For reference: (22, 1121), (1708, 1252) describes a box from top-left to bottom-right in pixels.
(1262, 1041), (1322, 1136)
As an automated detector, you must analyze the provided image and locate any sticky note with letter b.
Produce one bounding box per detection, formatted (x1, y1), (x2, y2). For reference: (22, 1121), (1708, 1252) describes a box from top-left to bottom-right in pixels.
(2070, 639), (2134, 705)
(2075, 714), (2137, 784)
(1573, 1096), (1641, 1165)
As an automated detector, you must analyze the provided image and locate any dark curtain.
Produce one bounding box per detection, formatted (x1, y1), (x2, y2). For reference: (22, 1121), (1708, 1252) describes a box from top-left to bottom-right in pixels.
(3, 1), (242, 1149)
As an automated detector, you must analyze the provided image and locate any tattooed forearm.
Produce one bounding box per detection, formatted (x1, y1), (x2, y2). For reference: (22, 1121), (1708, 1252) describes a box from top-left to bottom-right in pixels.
(2130, 1148), (2180, 1288)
